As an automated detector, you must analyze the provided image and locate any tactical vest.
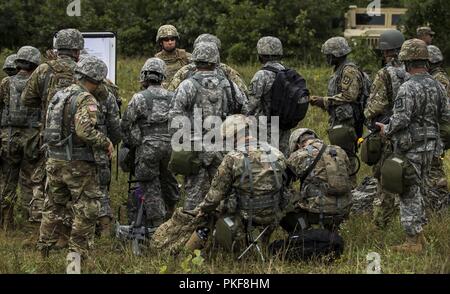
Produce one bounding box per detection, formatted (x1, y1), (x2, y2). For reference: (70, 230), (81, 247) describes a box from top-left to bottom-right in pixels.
(44, 85), (104, 162)
(157, 49), (189, 81)
(1, 73), (41, 128)
(383, 64), (408, 107)
(191, 72), (230, 120)
(135, 89), (171, 139)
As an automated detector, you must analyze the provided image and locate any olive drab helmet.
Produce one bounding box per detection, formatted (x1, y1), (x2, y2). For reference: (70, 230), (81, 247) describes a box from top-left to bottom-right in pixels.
(191, 42), (220, 64)
(3, 54), (17, 71)
(322, 37), (352, 57)
(156, 25), (179, 42)
(194, 34), (222, 50)
(54, 28), (84, 50)
(257, 36), (283, 56)
(379, 30), (405, 51)
(16, 46), (41, 66)
(399, 39), (429, 61)
(140, 57), (166, 82)
(427, 45), (444, 64)
(75, 55), (108, 84)
(289, 128), (318, 154)
(220, 114), (254, 139)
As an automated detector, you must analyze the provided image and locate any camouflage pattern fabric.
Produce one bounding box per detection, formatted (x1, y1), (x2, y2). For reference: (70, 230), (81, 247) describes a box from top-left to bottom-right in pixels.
(428, 45), (443, 64)
(417, 27), (435, 37)
(257, 37), (283, 56)
(16, 46), (41, 65)
(54, 28), (84, 50)
(385, 73), (450, 236)
(322, 37), (352, 58)
(155, 49), (191, 89)
(399, 39), (429, 61)
(191, 42), (219, 64)
(430, 67), (450, 97)
(122, 85), (180, 224)
(350, 176), (378, 215)
(2, 54), (17, 71)
(156, 25), (179, 42)
(76, 56), (108, 83)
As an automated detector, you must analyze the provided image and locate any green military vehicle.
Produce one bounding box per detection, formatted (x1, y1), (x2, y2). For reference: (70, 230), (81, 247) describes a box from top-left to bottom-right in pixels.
(344, 5), (407, 48)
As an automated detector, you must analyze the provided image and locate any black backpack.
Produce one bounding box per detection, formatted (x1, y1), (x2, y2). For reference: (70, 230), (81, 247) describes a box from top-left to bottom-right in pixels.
(263, 66), (310, 131)
(269, 229), (345, 261)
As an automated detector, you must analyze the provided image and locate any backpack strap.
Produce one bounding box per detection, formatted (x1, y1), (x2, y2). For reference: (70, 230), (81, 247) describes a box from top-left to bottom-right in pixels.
(383, 67), (394, 103)
(241, 152), (255, 243)
(299, 143), (327, 193)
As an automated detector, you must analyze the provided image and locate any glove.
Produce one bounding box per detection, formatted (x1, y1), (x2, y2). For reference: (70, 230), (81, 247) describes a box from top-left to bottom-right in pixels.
(309, 96), (326, 109)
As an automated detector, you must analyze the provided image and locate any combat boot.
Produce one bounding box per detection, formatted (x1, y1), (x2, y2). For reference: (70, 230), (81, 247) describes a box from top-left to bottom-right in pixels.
(98, 216), (112, 238)
(391, 233), (424, 253)
(54, 224), (71, 250)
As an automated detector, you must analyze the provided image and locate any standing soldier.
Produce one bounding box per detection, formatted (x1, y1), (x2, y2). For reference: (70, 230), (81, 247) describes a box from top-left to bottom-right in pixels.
(377, 39), (450, 253)
(417, 27), (435, 46)
(121, 58), (180, 228)
(310, 37), (366, 187)
(0, 47), (41, 230)
(364, 30), (407, 229)
(20, 29), (84, 244)
(426, 45), (449, 212)
(37, 56), (114, 259)
(245, 36), (290, 155)
(168, 33), (248, 102)
(169, 42), (245, 211)
(284, 128), (352, 233)
(2, 54), (18, 77)
(155, 25), (191, 88)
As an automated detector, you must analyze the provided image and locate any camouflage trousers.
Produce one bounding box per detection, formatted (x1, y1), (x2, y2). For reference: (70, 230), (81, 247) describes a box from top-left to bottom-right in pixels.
(424, 155), (449, 212)
(398, 152), (431, 237)
(0, 128), (44, 223)
(38, 159), (102, 258)
(183, 151), (222, 211)
(134, 140), (180, 226)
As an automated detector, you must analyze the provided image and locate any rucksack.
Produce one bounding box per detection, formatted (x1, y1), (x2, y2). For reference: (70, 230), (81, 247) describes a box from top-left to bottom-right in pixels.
(191, 72), (230, 118)
(322, 145), (352, 196)
(269, 229), (344, 261)
(263, 66), (310, 131)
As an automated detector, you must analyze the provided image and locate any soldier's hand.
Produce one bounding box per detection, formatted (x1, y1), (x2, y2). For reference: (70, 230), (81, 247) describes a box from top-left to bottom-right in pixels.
(310, 96), (325, 109)
(45, 49), (58, 61)
(107, 142), (114, 159)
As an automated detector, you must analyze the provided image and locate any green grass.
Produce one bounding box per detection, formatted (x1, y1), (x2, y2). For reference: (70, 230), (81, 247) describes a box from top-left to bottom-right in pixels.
(0, 58), (449, 274)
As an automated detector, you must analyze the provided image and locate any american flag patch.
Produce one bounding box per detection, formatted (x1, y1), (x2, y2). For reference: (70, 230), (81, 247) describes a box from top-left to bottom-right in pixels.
(88, 105), (97, 112)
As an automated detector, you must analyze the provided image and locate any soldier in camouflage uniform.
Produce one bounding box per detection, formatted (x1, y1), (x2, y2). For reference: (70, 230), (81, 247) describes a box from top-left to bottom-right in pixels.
(169, 42), (246, 211)
(20, 29), (84, 244)
(168, 34), (248, 100)
(0, 47), (41, 230)
(244, 36), (291, 156)
(155, 25), (191, 88)
(310, 37), (365, 187)
(121, 58), (180, 227)
(37, 56), (114, 259)
(194, 114), (286, 252)
(364, 30), (407, 228)
(2, 54), (18, 77)
(377, 39), (450, 253)
(426, 45), (450, 212)
(417, 27), (435, 46)
(284, 128), (352, 232)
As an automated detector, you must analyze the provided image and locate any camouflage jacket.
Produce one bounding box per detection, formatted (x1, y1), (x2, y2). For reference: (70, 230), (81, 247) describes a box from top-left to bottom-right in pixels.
(168, 62), (248, 95)
(21, 55), (77, 127)
(155, 48), (191, 88)
(245, 61), (285, 116)
(287, 139), (352, 214)
(430, 67), (450, 98)
(122, 85), (173, 147)
(99, 92), (122, 146)
(0, 76), (10, 124)
(198, 143), (286, 224)
(385, 73), (450, 154)
(364, 58), (408, 123)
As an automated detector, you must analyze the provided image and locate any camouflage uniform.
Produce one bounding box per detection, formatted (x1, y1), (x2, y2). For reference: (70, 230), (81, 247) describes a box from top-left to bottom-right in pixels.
(0, 46), (42, 226)
(426, 45), (450, 211)
(320, 37), (363, 186)
(384, 40), (450, 238)
(169, 43), (245, 211)
(20, 29), (84, 231)
(245, 37), (290, 156)
(285, 129), (352, 232)
(155, 25), (191, 88)
(365, 56), (408, 227)
(38, 56), (111, 258)
(122, 58), (180, 227)
(197, 115), (286, 250)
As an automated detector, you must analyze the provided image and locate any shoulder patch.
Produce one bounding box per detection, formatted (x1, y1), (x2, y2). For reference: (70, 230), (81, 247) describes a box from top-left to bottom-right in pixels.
(88, 104), (98, 112)
(394, 97), (404, 110)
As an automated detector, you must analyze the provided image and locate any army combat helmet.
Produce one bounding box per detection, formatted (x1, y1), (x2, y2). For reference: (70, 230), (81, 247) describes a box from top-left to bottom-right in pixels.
(75, 55), (108, 84)
(427, 45), (444, 64)
(399, 39), (429, 61)
(289, 128), (318, 154)
(54, 28), (84, 50)
(257, 36), (283, 56)
(156, 25), (179, 43)
(322, 37), (352, 58)
(3, 54), (18, 76)
(16, 46), (41, 67)
(379, 30), (405, 51)
(194, 34), (222, 50)
(140, 57), (166, 82)
(191, 42), (220, 65)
